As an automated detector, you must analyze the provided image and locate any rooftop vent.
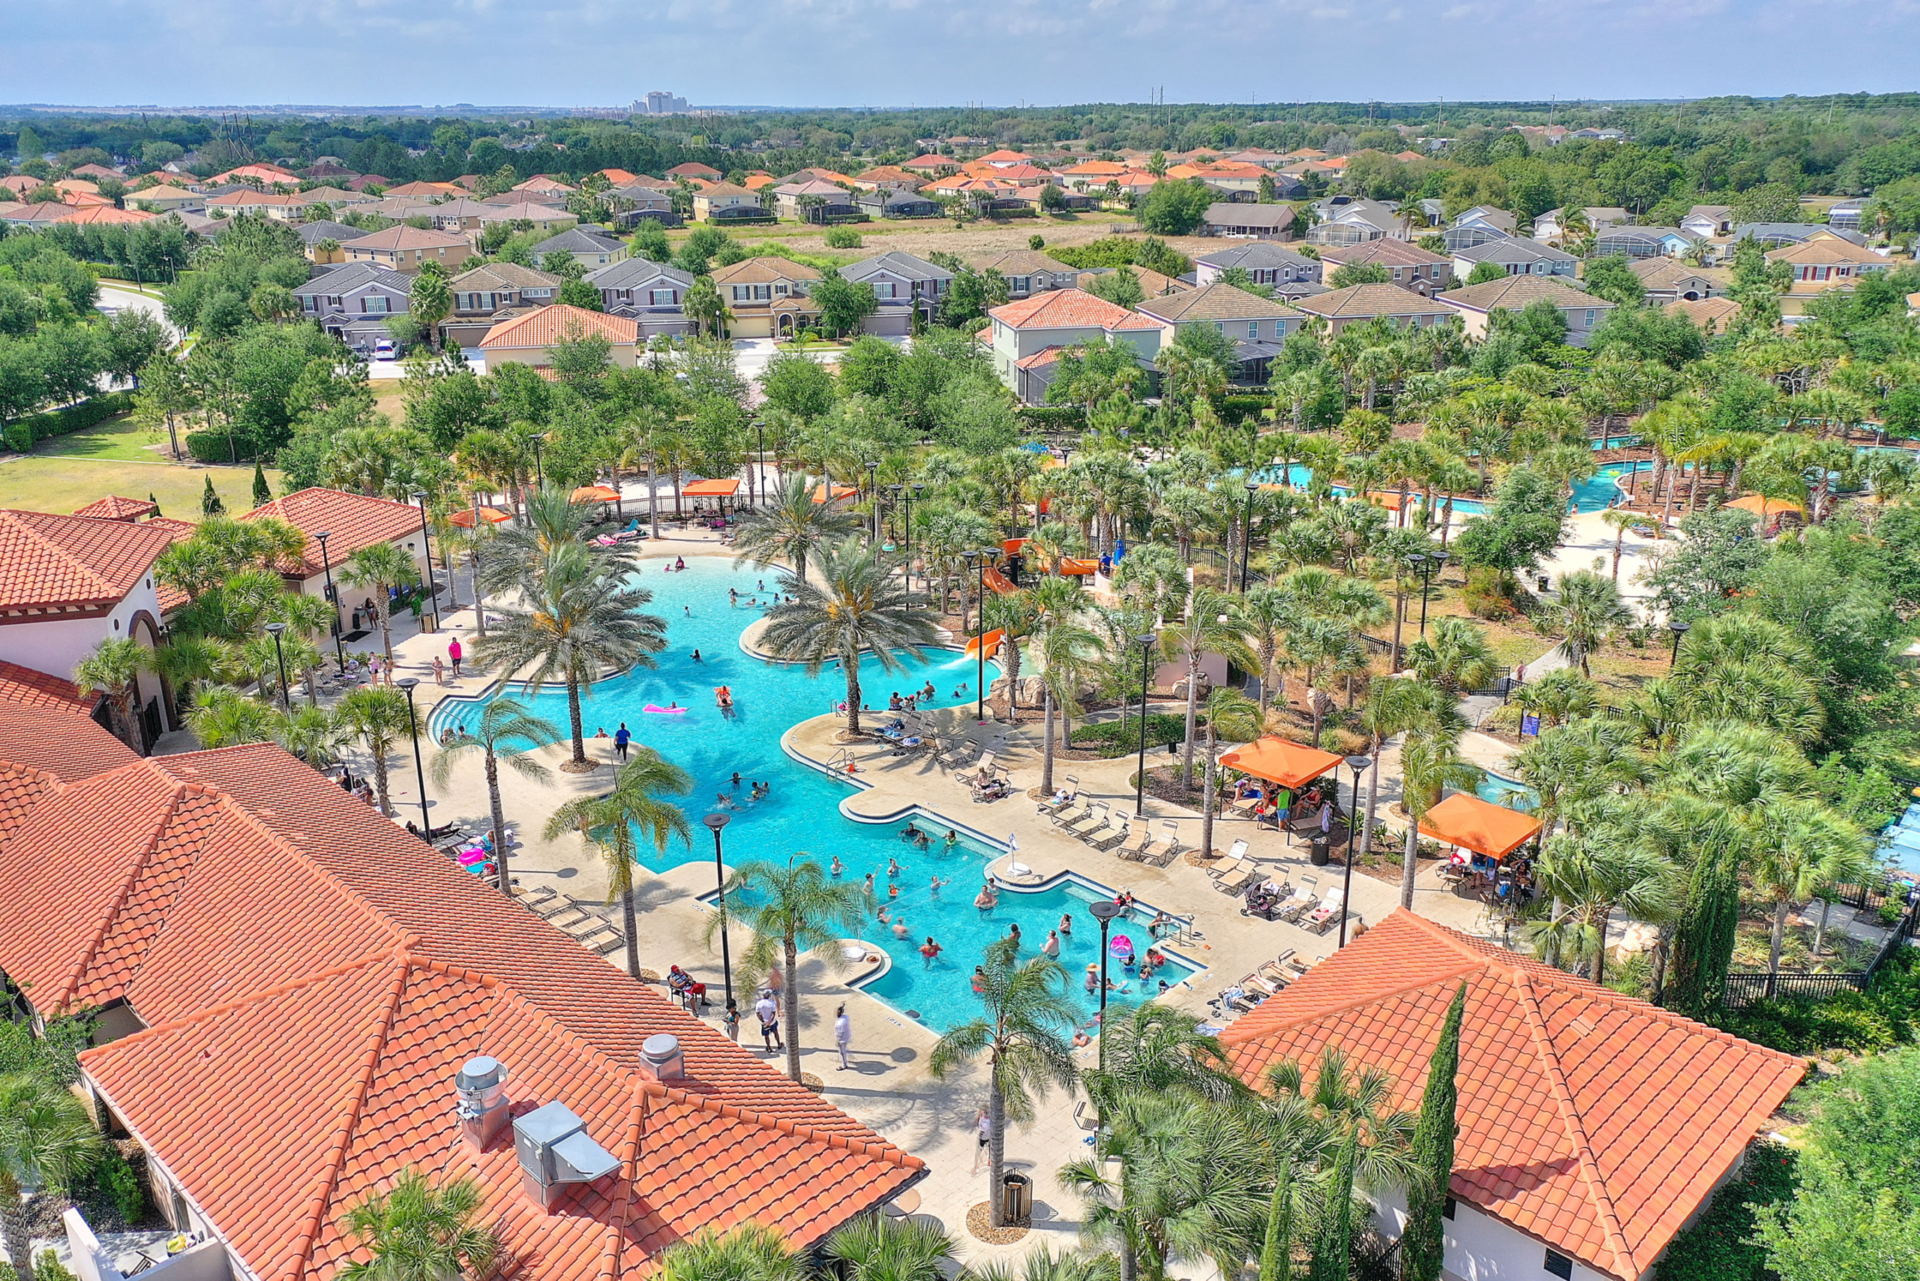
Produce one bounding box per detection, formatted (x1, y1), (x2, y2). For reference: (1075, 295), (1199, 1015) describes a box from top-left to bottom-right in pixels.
(638, 1034), (684, 1082)
(512, 1101), (620, 1213)
(454, 1056), (510, 1151)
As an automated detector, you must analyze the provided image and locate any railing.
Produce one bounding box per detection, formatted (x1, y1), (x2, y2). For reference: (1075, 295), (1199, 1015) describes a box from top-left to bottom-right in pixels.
(1723, 895), (1919, 1006)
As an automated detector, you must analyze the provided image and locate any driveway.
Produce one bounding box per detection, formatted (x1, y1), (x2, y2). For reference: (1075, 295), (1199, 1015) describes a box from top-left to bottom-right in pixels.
(95, 284), (181, 344)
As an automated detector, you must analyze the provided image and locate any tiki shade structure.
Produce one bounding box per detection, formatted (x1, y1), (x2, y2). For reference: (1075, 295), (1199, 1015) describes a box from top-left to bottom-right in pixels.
(1726, 494), (1804, 519)
(570, 485), (620, 503)
(966, 628), (1005, 659)
(1417, 792), (1543, 861)
(683, 478), (741, 498)
(1217, 736), (1345, 791)
(448, 507), (511, 528)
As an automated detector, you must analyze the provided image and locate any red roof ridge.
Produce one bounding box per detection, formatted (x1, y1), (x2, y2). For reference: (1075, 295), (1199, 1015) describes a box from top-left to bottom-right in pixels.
(1513, 968), (1637, 1279)
(646, 1079), (925, 1170)
(601, 1081), (649, 1279)
(288, 956), (413, 1280)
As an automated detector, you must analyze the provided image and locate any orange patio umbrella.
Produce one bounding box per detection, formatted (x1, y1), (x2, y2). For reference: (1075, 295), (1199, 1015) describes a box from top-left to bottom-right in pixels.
(1417, 792), (1542, 860)
(448, 506), (511, 528)
(1726, 494), (1804, 519)
(570, 485), (620, 503)
(1217, 736), (1345, 790)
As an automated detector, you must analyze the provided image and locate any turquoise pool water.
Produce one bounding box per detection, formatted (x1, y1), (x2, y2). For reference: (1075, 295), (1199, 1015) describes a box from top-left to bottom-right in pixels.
(1254, 460), (1646, 518)
(430, 556), (1203, 1032)
(1474, 772), (1538, 811)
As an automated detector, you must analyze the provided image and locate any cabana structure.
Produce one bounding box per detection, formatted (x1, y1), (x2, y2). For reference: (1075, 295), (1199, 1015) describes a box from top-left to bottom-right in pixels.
(1218, 736), (1344, 791)
(684, 477), (742, 522)
(1417, 791), (1542, 861)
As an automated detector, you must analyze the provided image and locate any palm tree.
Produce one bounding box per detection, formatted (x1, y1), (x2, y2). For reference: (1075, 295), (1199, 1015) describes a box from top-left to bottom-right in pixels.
(1398, 734), (1483, 911)
(1238, 587), (1298, 724)
(1263, 1045), (1417, 1197)
(1538, 571), (1633, 676)
(336, 686), (412, 816)
(1031, 582), (1100, 796)
(547, 748), (693, 977)
(971, 1247), (1116, 1281)
(733, 473), (858, 585)
(1527, 820), (1678, 984)
(1081, 1002), (1244, 1111)
(477, 542), (667, 769)
(823, 1213), (957, 1281)
(1159, 586), (1253, 787)
(186, 685), (281, 748)
(1358, 679), (1466, 909)
(1751, 800), (1874, 974)
(1198, 687), (1263, 861)
(337, 1169), (498, 1281)
(1404, 616), (1496, 694)
(657, 1225), (799, 1281)
(343, 541), (421, 662)
(73, 637), (149, 752)
(277, 703), (348, 767)
(0, 1072), (106, 1281)
(760, 539), (938, 737)
(714, 857), (864, 1083)
(929, 937), (1079, 1228)
(432, 698), (559, 893)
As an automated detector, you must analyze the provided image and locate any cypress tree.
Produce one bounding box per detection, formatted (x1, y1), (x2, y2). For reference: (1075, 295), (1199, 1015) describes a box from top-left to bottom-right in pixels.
(200, 474), (223, 516)
(251, 460), (270, 507)
(1260, 1162), (1295, 1281)
(1401, 981), (1467, 1281)
(1309, 1130), (1357, 1281)
(1667, 852), (1739, 1017)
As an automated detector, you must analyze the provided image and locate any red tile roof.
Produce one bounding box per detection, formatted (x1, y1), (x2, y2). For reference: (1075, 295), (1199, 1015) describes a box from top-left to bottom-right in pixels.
(0, 729), (921, 1281)
(71, 495), (160, 522)
(0, 698), (134, 850)
(241, 488), (426, 578)
(480, 305), (638, 352)
(976, 149), (1033, 164)
(0, 659), (100, 715)
(57, 205), (156, 225)
(988, 288), (1161, 332)
(1220, 911), (1803, 1281)
(0, 509), (174, 615)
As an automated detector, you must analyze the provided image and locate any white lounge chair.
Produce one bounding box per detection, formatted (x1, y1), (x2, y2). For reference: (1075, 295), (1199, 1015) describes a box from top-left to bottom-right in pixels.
(956, 751), (998, 786)
(1308, 887), (1345, 933)
(1275, 881), (1318, 922)
(1113, 824), (1153, 861)
(1062, 802), (1109, 841)
(1039, 776), (1081, 815)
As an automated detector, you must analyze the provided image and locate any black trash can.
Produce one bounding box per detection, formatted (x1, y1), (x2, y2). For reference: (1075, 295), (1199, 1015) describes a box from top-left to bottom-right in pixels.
(1309, 833), (1330, 866)
(1002, 1172), (1033, 1222)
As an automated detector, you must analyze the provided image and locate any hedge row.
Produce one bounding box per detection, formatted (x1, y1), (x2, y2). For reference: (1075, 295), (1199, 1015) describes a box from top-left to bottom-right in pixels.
(1017, 405), (1086, 433)
(1069, 712), (1189, 757)
(185, 429), (259, 464)
(1, 392), (134, 454)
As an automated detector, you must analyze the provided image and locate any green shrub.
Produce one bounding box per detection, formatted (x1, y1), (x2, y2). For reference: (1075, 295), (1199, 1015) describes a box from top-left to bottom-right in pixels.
(1655, 1139), (1797, 1281)
(33, 1252), (76, 1281)
(823, 226), (863, 249)
(93, 1149), (146, 1224)
(1015, 405), (1086, 434)
(184, 429), (256, 463)
(1069, 713), (1188, 757)
(4, 391), (135, 452)
(1218, 394), (1271, 426)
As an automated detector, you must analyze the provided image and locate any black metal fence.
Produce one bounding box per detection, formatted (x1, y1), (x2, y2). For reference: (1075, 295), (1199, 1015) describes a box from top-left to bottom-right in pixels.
(1723, 895), (1919, 1007)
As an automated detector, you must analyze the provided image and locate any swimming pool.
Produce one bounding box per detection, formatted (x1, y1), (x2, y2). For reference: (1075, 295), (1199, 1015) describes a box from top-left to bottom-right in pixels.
(430, 555), (1206, 1032)
(1473, 772), (1538, 811)
(1252, 460), (1647, 518)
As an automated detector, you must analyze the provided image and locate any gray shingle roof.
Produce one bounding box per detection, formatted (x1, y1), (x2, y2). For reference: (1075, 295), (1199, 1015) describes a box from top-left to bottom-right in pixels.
(584, 258), (695, 290)
(1201, 203), (1295, 230)
(1137, 282), (1301, 324)
(291, 262), (411, 298)
(295, 220), (363, 245)
(839, 251), (953, 285)
(1453, 238), (1575, 266)
(1195, 242), (1318, 272)
(452, 262), (564, 290)
(532, 227), (623, 255)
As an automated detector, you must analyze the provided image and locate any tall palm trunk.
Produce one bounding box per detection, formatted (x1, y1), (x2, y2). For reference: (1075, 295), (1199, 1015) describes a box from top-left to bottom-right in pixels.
(1257, 641), (1275, 722)
(783, 935), (803, 1082)
(484, 751), (510, 893)
(1391, 584), (1407, 671)
(647, 457), (661, 536)
(1181, 653), (1200, 786)
(1402, 816), (1421, 915)
(842, 642), (863, 735)
(371, 748), (392, 816)
(1041, 686), (1057, 795)
(622, 885), (642, 977)
(470, 548), (487, 637)
(988, 1077), (1009, 1226)
(1200, 728), (1220, 859)
(0, 1174), (33, 1281)
(1768, 897), (1791, 973)
(376, 596), (394, 662)
(566, 680), (588, 765)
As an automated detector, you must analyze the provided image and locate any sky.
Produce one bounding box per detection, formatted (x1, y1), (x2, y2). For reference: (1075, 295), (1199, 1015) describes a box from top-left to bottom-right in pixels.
(2, 0), (1917, 110)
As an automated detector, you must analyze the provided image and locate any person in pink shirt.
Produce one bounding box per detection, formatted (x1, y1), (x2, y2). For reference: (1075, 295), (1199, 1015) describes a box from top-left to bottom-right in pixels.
(447, 636), (463, 677)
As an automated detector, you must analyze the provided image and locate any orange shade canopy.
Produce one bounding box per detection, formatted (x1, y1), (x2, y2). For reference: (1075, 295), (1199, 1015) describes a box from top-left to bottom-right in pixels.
(683, 478), (741, 497)
(1217, 736), (1344, 790)
(812, 484), (859, 504)
(1417, 792), (1542, 860)
(1726, 494), (1804, 518)
(448, 506), (511, 527)
(570, 485), (620, 502)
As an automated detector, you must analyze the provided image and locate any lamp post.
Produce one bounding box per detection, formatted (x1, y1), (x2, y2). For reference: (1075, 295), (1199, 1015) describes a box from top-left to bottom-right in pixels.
(395, 678), (432, 838)
(865, 460), (880, 545)
(411, 490), (436, 633)
(263, 621), (292, 711)
(1340, 754), (1371, 947)
(908, 484), (925, 584)
(316, 530), (345, 673)
(750, 419), (765, 510)
(1240, 481), (1259, 592)
(703, 812), (735, 1007)
(1668, 619), (1690, 668)
(887, 483), (903, 549)
(1412, 549), (1448, 639)
(530, 432), (546, 490)
(1087, 899), (1124, 1070)
(1134, 632), (1157, 818)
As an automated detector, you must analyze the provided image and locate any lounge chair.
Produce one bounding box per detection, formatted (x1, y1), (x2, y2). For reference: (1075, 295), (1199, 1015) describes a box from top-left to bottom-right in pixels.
(1215, 865), (1261, 896)
(1113, 824), (1153, 861)
(1061, 802), (1109, 841)
(955, 751), (998, 786)
(1275, 882), (1318, 922)
(1307, 887), (1345, 933)
(1039, 777), (1081, 815)
(1086, 817), (1130, 851)
(1226, 791), (1266, 820)
(1051, 799), (1094, 829)
(939, 740), (979, 770)
(1216, 838), (1250, 865)
(1152, 820), (1185, 866)
(1257, 951), (1298, 987)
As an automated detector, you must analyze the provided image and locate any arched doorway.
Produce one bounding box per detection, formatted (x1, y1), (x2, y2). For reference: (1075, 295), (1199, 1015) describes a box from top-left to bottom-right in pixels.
(126, 609), (173, 752)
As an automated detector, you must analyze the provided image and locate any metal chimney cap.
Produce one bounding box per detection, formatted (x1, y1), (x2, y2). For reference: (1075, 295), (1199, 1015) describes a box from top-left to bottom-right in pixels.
(642, 1034), (680, 1063)
(456, 1056), (506, 1092)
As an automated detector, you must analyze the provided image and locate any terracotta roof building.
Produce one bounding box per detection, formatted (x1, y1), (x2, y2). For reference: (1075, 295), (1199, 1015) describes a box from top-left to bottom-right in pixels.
(240, 488), (435, 609)
(0, 658), (101, 716)
(71, 495), (161, 522)
(0, 711), (922, 1281)
(986, 289), (1161, 402)
(1667, 296), (1744, 333)
(479, 305), (641, 370)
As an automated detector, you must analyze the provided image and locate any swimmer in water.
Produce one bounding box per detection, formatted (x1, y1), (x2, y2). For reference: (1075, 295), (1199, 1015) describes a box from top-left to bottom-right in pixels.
(730, 772), (743, 789)
(691, 649), (701, 661)
(887, 857), (903, 878)
(944, 829), (959, 849)
(929, 875), (947, 896)
(830, 855), (844, 877)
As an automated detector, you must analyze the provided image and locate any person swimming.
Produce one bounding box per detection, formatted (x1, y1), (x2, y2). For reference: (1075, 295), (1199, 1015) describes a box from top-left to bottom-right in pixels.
(944, 829), (959, 849)
(887, 857), (903, 878)
(929, 875), (947, 896)
(691, 648), (701, 661)
(730, 772), (743, 789)
(830, 855), (844, 877)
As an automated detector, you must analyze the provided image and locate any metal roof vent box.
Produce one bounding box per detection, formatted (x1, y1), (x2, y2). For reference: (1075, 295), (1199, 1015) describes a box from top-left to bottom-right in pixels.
(638, 1034), (684, 1082)
(512, 1101), (621, 1213)
(454, 1055), (511, 1151)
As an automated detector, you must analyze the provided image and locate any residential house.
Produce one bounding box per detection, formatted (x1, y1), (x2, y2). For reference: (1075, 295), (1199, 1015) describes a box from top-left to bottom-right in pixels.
(1826, 196), (1871, 230)
(585, 258), (695, 338)
(1452, 237), (1577, 280)
(1307, 198), (1404, 245)
(974, 149), (1034, 168)
(1220, 911), (1800, 1281)
(856, 189), (942, 219)
(1766, 237), (1893, 314)
(985, 289), (1161, 402)
(1059, 159), (1130, 187)
(1681, 205), (1734, 238)
(1194, 242), (1321, 289)
(0, 509), (178, 750)
(241, 488), (436, 611)
(709, 258), (822, 338)
(1136, 283), (1305, 384)
(1200, 203), (1296, 240)
(407, 198), (494, 233)
(291, 262), (413, 353)
(443, 262), (563, 350)
(289, 185), (372, 209)
(1455, 205), (1517, 236)
(666, 161), (723, 181)
(773, 180), (862, 222)
(480, 191), (565, 209)
(512, 175), (577, 198)
(53, 206), (152, 228)
(1442, 223), (1511, 252)
(851, 166), (925, 191)
(530, 227), (628, 269)
(605, 184), (678, 227)
(479, 305), (641, 370)
(692, 182), (770, 223)
(1290, 282), (1455, 333)
(838, 251), (953, 335)
(1531, 206), (1629, 242)
(1439, 275), (1615, 346)
(974, 249), (1081, 299)
(1592, 226), (1699, 259)
(128, 185), (204, 214)
(202, 189), (308, 220)
(1318, 239), (1453, 296)
(0, 711), (921, 1281)
(1629, 258), (1728, 302)
(1731, 222), (1870, 249)
(477, 203), (579, 235)
(384, 179), (463, 198)
(68, 163), (123, 181)
(1170, 161), (1267, 195)
(209, 162), (299, 186)
(0, 203), (75, 228)
(1074, 265), (1190, 298)
(341, 225), (475, 273)
(1667, 296), (1744, 333)
(901, 153), (957, 176)
(1226, 148), (1290, 169)
(1570, 126), (1628, 141)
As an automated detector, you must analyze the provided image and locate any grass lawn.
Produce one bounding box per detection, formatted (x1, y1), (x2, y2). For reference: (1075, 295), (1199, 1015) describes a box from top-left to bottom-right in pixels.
(35, 413), (174, 463)
(0, 451), (279, 521)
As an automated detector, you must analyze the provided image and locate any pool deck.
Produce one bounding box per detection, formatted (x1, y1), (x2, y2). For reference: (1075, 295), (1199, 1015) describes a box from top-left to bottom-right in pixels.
(307, 525), (1518, 1266)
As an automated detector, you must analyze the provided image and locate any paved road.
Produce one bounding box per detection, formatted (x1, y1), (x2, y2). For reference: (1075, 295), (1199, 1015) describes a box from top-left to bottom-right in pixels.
(95, 284), (180, 344)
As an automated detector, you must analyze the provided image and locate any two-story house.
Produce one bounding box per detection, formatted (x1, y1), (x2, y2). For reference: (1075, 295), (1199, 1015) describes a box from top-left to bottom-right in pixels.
(692, 182), (770, 223)
(1629, 258), (1728, 303)
(442, 262), (562, 350)
(1439, 275), (1614, 346)
(291, 262), (413, 354)
(476, 202), (579, 235)
(606, 184), (678, 227)
(1766, 236), (1893, 315)
(1681, 205), (1734, 238)
(530, 227), (628, 270)
(986, 289), (1162, 403)
(1290, 282), (1456, 334)
(586, 258), (695, 337)
(1318, 239), (1454, 296)
(1135, 283), (1305, 384)
(296, 220), (363, 264)
(408, 198), (494, 233)
(1200, 203), (1296, 240)
(773, 179), (862, 221)
(1195, 242), (1322, 289)
(838, 251), (953, 335)
(710, 257), (821, 337)
(1452, 237), (1578, 280)
(1530, 206), (1629, 243)
(341, 225), (475, 274)
(1307, 198), (1404, 245)
(974, 249), (1079, 299)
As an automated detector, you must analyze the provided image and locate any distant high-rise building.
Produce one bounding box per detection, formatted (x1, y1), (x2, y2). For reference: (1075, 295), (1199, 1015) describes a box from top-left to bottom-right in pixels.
(632, 91), (691, 115)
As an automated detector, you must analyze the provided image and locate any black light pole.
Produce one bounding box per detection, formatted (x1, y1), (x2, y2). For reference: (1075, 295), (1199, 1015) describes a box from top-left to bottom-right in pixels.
(751, 419), (765, 510)
(1240, 481), (1259, 592)
(395, 678), (432, 837)
(1088, 899), (1123, 1069)
(909, 484), (925, 582)
(887, 483), (903, 548)
(865, 460), (879, 545)
(530, 433), (546, 489)
(317, 530), (345, 673)
(704, 812), (735, 1007)
(411, 490), (437, 633)
(264, 621), (292, 711)
(1668, 619), (1690, 667)
(1339, 754), (1370, 946)
(1134, 632), (1157, 818)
